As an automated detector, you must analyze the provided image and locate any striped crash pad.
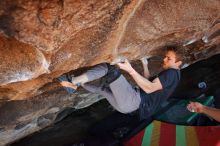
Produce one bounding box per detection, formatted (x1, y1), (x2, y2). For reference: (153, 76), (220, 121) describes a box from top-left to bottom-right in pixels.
(123, 120), (220, 146)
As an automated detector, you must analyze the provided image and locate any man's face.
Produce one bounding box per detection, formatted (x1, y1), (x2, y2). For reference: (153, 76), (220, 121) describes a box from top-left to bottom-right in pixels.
(162, 51), (178, 69)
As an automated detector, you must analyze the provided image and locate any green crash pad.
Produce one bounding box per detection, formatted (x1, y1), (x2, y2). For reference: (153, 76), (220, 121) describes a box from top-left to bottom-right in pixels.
(155, 95), (214, 125)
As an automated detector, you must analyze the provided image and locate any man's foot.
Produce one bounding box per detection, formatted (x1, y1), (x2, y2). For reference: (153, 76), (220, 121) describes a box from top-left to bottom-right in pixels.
(57, 74), (77, 94)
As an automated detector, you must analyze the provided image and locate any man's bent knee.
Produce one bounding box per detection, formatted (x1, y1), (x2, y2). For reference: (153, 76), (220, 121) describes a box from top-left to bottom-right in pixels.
(100, 64), (121, 89)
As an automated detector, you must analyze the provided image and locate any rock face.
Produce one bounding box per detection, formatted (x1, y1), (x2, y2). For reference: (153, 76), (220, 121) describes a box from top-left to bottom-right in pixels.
(0, 0), (220, 145)
(1, 0), (220, 100)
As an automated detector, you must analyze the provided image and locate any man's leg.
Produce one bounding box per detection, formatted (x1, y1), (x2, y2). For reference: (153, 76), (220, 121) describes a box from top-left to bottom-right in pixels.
(71, 63), (122, 112)
(109, 75), (141, 113)
(82, 83), (124, 113)
(72, 63), (108, 85)
(72, 63), (140, 113)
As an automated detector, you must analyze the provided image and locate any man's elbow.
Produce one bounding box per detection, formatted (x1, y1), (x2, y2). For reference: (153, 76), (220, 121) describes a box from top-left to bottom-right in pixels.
(144, 74), (150, 79)
(142, 84), (162, 94)
(142, 85), (154, 94)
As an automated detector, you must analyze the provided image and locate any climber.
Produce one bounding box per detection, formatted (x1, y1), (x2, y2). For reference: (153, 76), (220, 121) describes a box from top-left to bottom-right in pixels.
(187, 102), (220, 122)
(58, 46), (183, 120)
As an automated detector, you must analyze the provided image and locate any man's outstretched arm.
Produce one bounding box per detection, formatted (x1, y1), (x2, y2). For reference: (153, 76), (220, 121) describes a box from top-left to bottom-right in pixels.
(187, 102), (220, 122)
(117, 59), (162, 93)
(140, 57), (150, 79)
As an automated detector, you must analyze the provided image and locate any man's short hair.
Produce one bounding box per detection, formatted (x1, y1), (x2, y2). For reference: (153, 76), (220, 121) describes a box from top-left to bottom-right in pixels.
(165, 46), (185, 63)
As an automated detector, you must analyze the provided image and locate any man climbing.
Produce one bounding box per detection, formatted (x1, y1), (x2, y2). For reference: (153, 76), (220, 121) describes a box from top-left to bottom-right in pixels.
(59, 46), (183, 120)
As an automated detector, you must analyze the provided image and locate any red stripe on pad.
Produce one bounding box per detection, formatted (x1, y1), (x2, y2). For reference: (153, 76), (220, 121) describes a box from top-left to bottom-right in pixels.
(159, 122), (176, 146)
(195, 126), (220, 146)
(123, 129), (145, 146)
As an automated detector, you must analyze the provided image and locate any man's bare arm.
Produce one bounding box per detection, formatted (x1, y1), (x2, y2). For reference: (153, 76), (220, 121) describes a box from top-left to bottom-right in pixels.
(117, 60), (162, 93)
(203, 106), (220, 122)
(142, 63), (150, 79)
(187, 102), (220, 122)
(129, 70), (162, 93)
(141, 57), (150, 79)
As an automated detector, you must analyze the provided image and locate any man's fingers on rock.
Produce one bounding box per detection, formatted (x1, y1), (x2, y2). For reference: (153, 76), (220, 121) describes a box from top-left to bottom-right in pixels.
(117, 63), (122, 67)
(141, 57), (148, 64)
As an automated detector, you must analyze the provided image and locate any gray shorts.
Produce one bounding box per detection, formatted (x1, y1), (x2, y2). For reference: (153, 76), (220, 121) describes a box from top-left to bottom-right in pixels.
(80, 64), (141, 113)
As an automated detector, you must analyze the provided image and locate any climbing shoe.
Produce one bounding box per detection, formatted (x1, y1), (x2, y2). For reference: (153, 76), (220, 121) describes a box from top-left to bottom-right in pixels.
(57, 74), (76, 94)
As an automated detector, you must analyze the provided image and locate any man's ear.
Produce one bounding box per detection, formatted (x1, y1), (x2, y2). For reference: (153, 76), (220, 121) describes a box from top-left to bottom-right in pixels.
(176, 60), (182, 67)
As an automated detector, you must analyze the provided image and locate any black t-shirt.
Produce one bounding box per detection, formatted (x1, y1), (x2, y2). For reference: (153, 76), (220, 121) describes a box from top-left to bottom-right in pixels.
(139, 68), (181, 120)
